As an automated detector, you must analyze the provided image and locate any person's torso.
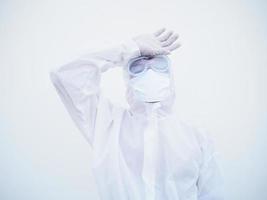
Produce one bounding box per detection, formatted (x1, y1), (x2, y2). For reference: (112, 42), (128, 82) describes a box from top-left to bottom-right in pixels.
(91, 109), (202, 200)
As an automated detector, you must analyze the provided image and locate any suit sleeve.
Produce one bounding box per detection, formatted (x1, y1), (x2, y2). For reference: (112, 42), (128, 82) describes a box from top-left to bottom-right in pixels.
(197, 129), (225, 200)
(49, 40), (140, 147)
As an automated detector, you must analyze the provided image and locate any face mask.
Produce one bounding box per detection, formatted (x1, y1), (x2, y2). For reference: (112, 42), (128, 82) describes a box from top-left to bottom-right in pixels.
(128, 69), (171, 103)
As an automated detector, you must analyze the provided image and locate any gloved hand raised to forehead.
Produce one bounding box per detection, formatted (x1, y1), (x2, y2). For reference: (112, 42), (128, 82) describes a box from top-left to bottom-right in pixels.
(133, 28), (181, 57)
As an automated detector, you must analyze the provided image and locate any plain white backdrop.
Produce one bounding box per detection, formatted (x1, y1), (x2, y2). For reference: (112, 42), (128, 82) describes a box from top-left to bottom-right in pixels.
(0, 0), (267, 199)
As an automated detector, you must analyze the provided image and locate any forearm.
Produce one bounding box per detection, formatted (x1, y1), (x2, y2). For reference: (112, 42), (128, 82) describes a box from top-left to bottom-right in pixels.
(49, 40), (140, 146)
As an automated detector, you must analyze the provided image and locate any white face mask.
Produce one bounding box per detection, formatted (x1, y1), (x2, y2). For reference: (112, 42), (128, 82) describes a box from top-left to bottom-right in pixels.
(128, 69), (171, 103)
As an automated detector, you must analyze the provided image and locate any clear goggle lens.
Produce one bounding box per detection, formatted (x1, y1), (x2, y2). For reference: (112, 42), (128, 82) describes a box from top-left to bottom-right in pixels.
(128, 55), (169, 76)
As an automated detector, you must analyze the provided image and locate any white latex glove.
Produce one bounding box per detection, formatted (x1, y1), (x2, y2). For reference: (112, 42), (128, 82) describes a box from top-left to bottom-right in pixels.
(133, 28), (181, 57)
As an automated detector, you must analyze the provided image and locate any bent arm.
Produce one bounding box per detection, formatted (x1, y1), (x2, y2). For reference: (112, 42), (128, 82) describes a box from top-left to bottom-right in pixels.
(49, 40), (140, 147)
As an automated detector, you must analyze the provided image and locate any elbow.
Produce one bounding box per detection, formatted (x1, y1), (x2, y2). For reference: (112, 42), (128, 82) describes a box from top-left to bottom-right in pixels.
(49, 69), (56, 82)
(49, 67), (61, 85)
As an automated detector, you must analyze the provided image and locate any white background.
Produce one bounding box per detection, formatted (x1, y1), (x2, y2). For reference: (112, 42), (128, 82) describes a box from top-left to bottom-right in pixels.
(0, 0), (266, 199)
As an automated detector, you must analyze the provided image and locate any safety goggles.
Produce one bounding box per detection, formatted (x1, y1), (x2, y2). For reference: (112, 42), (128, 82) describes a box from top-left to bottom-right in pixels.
(127, 55), (170, 77)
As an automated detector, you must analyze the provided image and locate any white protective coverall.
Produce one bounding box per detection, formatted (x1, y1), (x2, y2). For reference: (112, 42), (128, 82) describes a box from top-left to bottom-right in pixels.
(49, 39), (224, 200)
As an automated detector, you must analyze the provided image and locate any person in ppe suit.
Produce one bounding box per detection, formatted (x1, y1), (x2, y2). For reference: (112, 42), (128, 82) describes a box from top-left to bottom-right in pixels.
(49, 28), (224, 200)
